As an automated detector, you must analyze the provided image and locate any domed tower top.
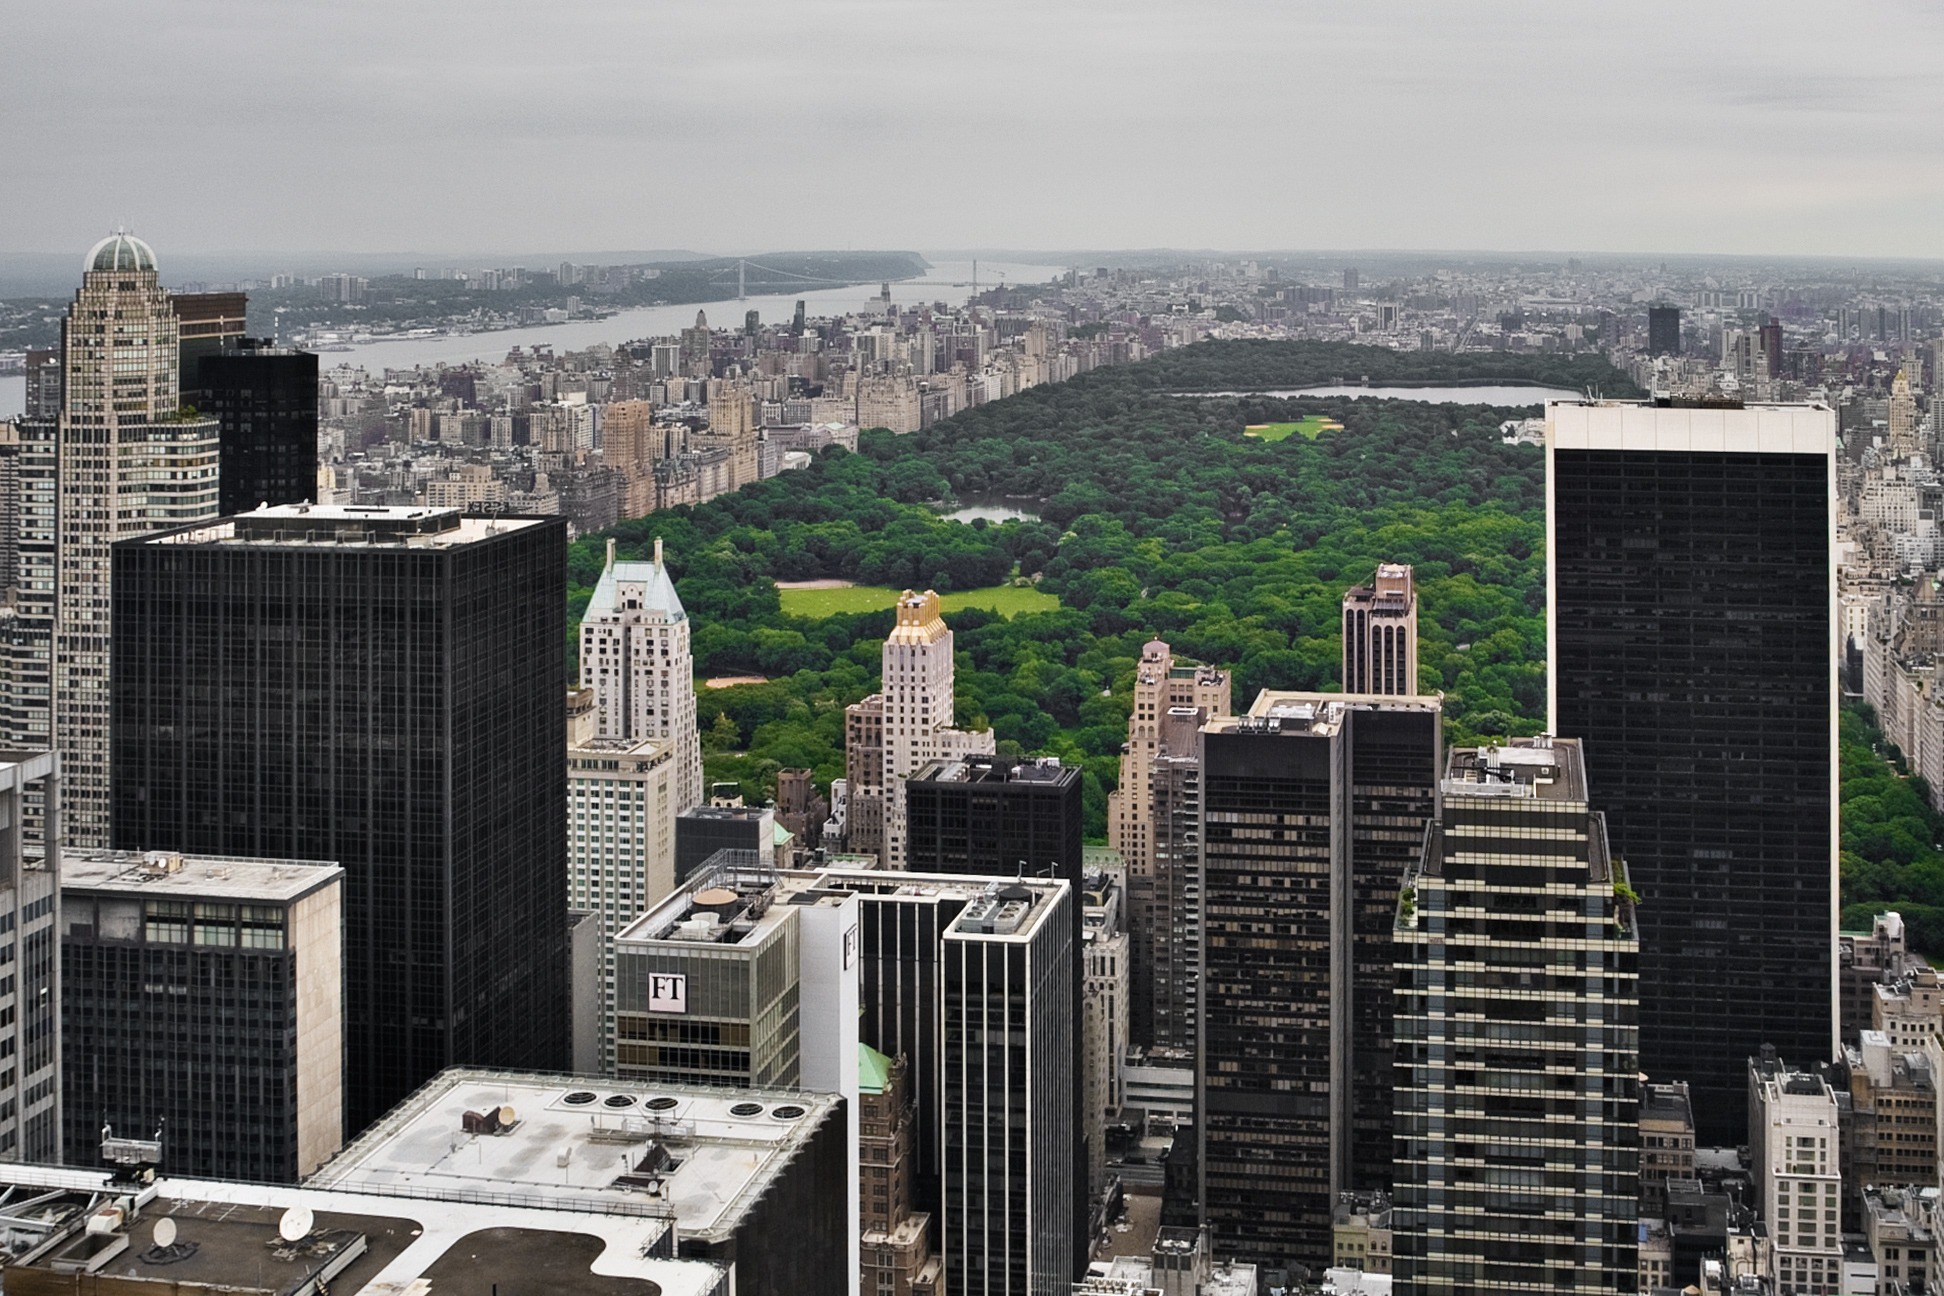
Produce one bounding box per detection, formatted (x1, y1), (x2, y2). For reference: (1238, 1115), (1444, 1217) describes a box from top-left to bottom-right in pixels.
(86, 229), (157, 274)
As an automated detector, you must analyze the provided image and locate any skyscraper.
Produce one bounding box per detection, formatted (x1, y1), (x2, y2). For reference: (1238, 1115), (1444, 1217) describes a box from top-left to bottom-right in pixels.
(1138, 705), (1207, 1053)
(61, 848), (344, 1182)
(567, 732), (677, 1072)
(580, 537), (704, 815)
(109, 503), (571, 1133)
(170, 291), (247, 408)
(1106, 639), (1229, 883)
(1748, 1050), (1843, 1294)
(1341, 562), (1419, 695)
(904, 756), (1083, 887)
(846, 591), (993, 870)
(1548, 398), (1837, 1143)
(941, 878), (1077, 1296)
(1647, 304), (1681, 357)
(0, 749), (62, 1163)
(1391, 738), (1640, 1294)
(54, 233), (222, 844)
(200, 338), (320, 515)
(1198, 690), (1441, 1269)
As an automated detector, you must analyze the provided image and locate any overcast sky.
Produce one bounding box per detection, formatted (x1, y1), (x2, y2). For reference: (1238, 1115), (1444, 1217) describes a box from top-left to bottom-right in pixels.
(7, 0), (1942, 259)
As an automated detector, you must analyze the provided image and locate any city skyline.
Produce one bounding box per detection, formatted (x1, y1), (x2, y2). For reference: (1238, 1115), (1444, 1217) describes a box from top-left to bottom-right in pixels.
(6, 1), (1944, 259)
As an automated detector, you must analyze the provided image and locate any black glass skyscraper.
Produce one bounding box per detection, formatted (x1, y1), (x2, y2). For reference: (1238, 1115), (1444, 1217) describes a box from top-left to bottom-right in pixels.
(1549, 399), (1836, 1145)
(1197, 691), (1441, 1270)
(109, 505), (570, 1133)
(1647, 304), (1682, 358)
(200, 340), (320, 515)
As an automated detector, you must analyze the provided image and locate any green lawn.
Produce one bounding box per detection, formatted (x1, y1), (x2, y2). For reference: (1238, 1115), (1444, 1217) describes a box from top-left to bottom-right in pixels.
(779, 584), (1060, 619)
(1245, 415), (1341, 442)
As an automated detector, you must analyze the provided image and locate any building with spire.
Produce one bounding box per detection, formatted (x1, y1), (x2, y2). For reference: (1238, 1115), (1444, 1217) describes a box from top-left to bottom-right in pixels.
(846, 591), (993, 870)
(1341, 562), (1418, 695)
(54, 233), (221, 844)
(579, 537), (704, 815)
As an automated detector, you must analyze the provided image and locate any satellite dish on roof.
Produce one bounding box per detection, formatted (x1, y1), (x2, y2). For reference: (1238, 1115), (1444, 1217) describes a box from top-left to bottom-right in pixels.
(153, 1217), (177, 1249)
(278, 1205), (314, 1243)
(500, 1105), (517, 1126)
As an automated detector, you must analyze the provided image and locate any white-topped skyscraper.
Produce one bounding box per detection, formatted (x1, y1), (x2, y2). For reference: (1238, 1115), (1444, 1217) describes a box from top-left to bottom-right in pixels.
(49, 233), (221, 843)
(580, 537), (704, 815)
(1548, 398), (1837, 1145)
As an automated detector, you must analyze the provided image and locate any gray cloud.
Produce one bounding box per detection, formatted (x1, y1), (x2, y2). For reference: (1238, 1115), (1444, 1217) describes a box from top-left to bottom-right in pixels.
(4, 0), (1942, 258)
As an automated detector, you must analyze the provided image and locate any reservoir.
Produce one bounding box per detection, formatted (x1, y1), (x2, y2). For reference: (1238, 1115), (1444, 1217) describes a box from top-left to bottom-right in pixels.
(1179, 384), (1583, 404)
(941, 493), (1041, 524)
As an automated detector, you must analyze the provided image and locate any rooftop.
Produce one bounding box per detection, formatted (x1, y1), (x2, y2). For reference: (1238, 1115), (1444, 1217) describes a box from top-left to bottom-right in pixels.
(62, 849), (342, 904)
(910, 755), (1077, 788)
(307, 1068), (842, 1245)
(1547, 398), (1835, 456)
(0, 1161), (720, 1296)
(586, 539), (685, 622)
(617, 856), (805, 948)
(1219, 689), (1441, 737)
(1442, 736), (1588, 803)
(948, 879), (1066, 940)
(143, 504), (546, 549)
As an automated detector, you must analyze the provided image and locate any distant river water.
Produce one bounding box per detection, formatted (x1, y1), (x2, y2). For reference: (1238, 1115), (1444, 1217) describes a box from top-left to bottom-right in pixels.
(1177, 383), (1582, 404)
(0, 375), (21, 420)
(316, 259), (1065, 374)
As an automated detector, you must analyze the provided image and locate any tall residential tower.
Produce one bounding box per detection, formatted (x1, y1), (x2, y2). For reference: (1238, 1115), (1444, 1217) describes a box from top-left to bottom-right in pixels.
(53, 233), (222, 843)
(1391, 738), (1640, 1294)
(1341, 563), (1418, 696)
(580, 538), (704, 815)
(844, 591), (993, 869)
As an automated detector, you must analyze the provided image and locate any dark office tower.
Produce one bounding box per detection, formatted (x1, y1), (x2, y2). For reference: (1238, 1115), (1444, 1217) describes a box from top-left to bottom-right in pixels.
(903, 756), (1084, 890)
(793, 299), (807, 334)
(0, 750), (63, 1163)
(1340, 562), (1419, 695)
(1647, 304), (1682, 357)
(1136, 706), (1206, 1053)
(201, 339), (320, 515)
(108, 504), (570, 1134)
(1759, 320), (1785, 378)
(61, 849), (344, 1182)
(941, 879), (1076, 1296)
(1343, 267), (1359, 292)
(904, 753), (1086, 1276)
(845, 872), (969, 1223)
(170, 291), (248, 408)
(1549, 399), (1836, 1145)
(1198, 691), (1441, 1271)
(1392, 739), (1640, 1295)
(23, 349), (61, 420)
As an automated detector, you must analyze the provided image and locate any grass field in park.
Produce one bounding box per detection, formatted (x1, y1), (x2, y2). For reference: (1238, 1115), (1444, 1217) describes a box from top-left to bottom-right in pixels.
(1245, 415), (1342, 442)
(777, 583), (1060, 619)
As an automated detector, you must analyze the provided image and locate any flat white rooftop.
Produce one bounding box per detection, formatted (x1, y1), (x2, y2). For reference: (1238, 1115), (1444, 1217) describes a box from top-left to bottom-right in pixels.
(1546, 399), (1835, 455)
(308, 1068), (840, 1243)
(63, 848), (342, 903)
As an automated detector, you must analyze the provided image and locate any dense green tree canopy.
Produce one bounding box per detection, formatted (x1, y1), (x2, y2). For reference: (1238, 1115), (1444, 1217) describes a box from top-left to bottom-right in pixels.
(569, 340), (1635, 836)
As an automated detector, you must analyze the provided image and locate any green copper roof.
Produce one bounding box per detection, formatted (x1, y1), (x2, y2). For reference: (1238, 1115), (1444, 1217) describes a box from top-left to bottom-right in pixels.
(859, 1043), (893, 1095)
